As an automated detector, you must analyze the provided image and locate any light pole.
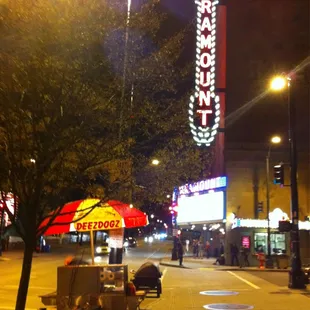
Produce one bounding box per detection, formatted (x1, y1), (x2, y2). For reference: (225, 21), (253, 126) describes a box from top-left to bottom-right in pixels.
(265, 135), (281, 268)
(270, 76), (305, 289)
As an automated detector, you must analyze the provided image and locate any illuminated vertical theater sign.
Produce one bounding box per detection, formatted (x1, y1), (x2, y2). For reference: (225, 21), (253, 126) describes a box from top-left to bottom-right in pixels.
(189, 0), (221, 146)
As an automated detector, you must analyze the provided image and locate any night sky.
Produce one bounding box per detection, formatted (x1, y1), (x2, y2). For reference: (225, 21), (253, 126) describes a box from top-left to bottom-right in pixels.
(161, 0), (310, 147)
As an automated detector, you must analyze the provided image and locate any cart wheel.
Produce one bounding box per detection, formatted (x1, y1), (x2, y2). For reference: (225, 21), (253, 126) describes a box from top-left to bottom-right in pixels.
(157, 280), (162, 294)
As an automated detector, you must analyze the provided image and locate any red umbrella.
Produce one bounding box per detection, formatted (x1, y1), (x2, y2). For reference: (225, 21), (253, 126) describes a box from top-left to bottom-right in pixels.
(38, 199), (148, 263)
(39, 199), (148, 235)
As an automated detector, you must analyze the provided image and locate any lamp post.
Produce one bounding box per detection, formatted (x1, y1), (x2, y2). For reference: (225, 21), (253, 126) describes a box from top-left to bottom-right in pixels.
(270, 76), (305, 289)
(265, 135), (281, 268)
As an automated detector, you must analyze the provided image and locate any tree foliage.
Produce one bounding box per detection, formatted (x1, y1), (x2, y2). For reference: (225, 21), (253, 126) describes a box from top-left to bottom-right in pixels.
(0, 0), (211, 308)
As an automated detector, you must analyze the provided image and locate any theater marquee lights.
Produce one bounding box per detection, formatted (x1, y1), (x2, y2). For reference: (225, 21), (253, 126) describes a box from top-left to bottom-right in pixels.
(189, 0), (220, 146)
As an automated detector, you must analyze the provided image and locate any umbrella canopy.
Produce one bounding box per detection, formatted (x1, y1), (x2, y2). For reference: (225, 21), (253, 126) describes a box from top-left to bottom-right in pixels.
(39, 199), (148, 235)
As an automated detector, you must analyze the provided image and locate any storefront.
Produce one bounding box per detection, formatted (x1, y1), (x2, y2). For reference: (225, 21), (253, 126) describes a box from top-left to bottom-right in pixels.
(226, 208), (310, 266)
(173, 176), (227, 256)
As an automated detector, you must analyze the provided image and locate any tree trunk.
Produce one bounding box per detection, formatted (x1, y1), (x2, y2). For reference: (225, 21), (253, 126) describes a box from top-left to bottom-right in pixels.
(15, 244), (33, 310)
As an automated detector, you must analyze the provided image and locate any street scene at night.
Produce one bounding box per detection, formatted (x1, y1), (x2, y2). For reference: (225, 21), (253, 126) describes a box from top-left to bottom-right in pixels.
(0, 0), (310, 310)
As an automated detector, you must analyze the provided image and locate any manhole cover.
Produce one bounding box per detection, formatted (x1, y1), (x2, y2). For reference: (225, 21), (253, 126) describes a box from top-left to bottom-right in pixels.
(203, 304), (254, 310)
(200, 291), (239, 296)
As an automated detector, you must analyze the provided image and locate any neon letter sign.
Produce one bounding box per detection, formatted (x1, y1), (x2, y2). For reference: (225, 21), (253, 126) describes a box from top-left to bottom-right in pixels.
(189, 0), (220, 146)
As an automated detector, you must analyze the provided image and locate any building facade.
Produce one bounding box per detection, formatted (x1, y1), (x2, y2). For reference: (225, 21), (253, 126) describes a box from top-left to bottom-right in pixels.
(176, 143), (310, 266)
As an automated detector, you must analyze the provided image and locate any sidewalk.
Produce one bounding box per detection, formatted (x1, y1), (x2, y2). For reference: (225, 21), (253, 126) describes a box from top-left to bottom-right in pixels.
(159, 255), (290, 272)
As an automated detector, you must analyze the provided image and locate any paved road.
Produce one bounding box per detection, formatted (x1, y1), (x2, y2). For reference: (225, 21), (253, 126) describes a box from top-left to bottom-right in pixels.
(1, 240), (309, 310)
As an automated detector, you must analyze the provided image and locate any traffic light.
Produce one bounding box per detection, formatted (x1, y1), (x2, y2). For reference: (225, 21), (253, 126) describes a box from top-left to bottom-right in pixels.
(257, 201), (263, 213)
(273, 164), (284, 185)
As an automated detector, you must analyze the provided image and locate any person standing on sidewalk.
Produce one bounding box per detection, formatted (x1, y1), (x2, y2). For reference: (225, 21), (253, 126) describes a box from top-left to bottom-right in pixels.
(205, 241), (211, 258)
(230, 243), (239, 266)
(177, 241), (184, 266)
(198, 241), (204, 259)
(240, 245), (250, 268)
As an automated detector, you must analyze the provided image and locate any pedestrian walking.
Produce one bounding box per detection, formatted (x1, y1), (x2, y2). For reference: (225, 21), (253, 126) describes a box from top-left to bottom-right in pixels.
(177, 241), (184, 266)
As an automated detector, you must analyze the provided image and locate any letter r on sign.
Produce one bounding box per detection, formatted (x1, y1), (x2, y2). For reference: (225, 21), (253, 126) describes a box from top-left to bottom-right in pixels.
(201, 0), (212, 14)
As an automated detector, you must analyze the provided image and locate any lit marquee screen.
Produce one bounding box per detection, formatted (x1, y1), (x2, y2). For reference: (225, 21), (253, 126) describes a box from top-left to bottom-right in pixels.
(177, 191), (224, 224)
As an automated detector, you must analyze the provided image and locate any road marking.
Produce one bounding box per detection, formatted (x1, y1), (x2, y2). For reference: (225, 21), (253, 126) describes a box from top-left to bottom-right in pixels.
(145, 249), (159, 260)
(4, 285), (55, 290)
(161, 268), (167, 283)
(227, 271), (260, 290)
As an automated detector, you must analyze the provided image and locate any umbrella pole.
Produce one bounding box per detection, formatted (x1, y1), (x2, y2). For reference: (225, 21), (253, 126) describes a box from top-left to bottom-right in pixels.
(90, 230), (95, 265)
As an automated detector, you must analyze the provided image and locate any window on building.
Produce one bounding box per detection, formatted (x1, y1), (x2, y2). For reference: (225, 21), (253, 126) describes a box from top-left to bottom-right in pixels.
(254, 232), (286, 254)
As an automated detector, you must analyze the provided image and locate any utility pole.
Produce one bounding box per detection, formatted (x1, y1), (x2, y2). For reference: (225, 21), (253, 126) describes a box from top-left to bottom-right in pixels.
(287, 77), (305, 289)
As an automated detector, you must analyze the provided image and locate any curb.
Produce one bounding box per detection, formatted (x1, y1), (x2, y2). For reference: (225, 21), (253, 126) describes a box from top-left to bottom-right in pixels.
(159, 261), (191, 269)
(159, 259), (289, 272)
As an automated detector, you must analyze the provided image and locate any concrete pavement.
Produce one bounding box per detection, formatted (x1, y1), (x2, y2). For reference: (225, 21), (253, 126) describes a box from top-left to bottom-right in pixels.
(159, 256), (291, 272)
(159, 253), (292, 272)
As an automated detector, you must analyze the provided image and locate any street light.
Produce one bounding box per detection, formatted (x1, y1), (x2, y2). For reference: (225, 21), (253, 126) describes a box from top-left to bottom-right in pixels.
(265, 135), (281, 268)
(151, 159), (160, 166)
(270, 76), (287, 92)
(269, 75), (305, 289)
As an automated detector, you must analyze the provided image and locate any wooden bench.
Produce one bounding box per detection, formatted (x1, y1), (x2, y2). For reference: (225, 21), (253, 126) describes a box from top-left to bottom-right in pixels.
(127, 290), (147, 310)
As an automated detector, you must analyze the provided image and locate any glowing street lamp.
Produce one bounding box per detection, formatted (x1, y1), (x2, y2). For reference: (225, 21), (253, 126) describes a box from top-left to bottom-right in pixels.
(271, 136), (281, 144)
(151, 159), (160, 166)
(265, 135), (282, 268)
(270, 76), (287, 92)
(268, 75), (305, 288)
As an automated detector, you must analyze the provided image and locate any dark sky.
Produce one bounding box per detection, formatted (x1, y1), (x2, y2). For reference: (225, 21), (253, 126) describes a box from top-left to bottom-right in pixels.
(161, 0), (310, 146)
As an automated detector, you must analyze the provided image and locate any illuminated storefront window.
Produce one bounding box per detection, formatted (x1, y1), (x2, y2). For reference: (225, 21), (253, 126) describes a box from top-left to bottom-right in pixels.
(254, 233), (286, 255)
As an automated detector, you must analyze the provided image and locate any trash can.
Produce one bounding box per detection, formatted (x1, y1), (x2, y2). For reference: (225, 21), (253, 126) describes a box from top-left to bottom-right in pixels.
(131, 262), (162, 297)
(276, 256), (289, 269)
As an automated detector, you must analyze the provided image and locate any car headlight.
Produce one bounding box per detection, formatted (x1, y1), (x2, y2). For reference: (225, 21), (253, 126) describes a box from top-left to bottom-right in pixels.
(148, 237), (154, 243)
(96, 247), (102, 254)
(124, 241), (129, 247)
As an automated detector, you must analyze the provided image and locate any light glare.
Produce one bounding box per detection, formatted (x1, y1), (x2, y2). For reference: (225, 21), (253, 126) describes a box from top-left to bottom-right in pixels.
(271, 136), (281, 144)
(270, 76), (287, 91)
(151, 159), (160, 166)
